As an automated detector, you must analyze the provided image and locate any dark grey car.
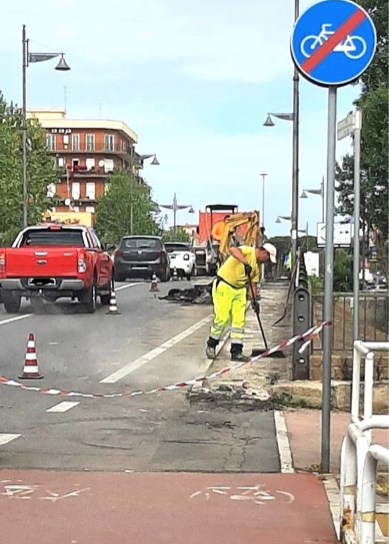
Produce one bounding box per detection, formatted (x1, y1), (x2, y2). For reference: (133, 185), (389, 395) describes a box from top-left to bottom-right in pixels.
(114, 236), (170, 282)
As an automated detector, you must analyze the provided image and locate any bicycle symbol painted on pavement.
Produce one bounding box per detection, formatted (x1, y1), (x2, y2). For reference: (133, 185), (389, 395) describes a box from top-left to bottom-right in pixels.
(301, 24), (367, 59)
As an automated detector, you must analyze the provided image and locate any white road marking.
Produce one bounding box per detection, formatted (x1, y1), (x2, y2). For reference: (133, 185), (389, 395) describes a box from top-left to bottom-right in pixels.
(115, 282), (143, 292)
(274, 411), (294, 473)
(0, 434), (21, 446)
(46, 401), (79, 413)
(0, 314), (32, 327)
(100, 315), (212, 383)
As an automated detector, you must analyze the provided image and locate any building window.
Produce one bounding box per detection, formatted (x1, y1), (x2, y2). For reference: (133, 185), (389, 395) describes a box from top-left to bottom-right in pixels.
(104, 134), (115, 151)
(58, 157), (65, 168)
(86, 158), (95, 171)
(103, 158), (114, 172)
(46, 134), (56, 152)
(86, 134), (95, 151)
(72, 182), (80, 199)
(72, 134), (80, 151)
(86, 182), (96, 200)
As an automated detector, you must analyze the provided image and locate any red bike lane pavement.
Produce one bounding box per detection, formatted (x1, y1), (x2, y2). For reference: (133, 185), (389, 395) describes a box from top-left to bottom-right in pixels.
(0, 470), (337, 544)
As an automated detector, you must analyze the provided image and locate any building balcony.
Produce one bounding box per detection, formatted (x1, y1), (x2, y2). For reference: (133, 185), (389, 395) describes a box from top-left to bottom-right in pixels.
(51, 143), (135, 157)
(58, 166), (114, 178)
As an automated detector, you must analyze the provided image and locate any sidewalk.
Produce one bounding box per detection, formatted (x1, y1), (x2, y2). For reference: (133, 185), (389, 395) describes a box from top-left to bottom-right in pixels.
(284, 409), (389, 542)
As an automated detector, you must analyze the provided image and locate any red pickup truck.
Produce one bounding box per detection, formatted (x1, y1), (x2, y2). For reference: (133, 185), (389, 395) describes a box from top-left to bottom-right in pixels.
(0, 224), (114, 314)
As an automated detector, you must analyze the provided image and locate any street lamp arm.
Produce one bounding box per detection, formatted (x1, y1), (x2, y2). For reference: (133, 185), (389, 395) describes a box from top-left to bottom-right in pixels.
(304, 188), (322, 196)
(28, 52), (62, 63)
(268, 112), (294, 121)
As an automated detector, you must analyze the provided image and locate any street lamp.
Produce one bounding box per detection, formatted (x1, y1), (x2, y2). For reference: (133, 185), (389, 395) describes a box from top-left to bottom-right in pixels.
(276, 215), (291, 224)
(159, 193), (194, 236)
(300, 176), (325, 222)
(263, 0), (300, 269)
(22, 24), (70, 228)
(139, 154), (160, 166)
(259, 172), (268, 228)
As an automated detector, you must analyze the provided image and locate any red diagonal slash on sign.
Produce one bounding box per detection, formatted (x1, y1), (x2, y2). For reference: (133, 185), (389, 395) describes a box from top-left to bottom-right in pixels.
(302, 8), (366, 74)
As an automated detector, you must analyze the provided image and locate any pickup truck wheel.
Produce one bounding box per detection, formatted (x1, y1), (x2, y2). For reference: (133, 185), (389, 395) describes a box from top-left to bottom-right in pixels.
(2, 293), (21, 314)
(80, 282), (97, 314)
(100, 282), (112, 306)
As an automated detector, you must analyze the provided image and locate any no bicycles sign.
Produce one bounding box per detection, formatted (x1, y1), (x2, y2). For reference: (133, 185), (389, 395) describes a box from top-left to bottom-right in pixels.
(290, 0), (377, 87)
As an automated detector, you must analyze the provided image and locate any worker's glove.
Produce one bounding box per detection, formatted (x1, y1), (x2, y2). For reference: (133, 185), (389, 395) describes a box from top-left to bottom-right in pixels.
(252, 300), (260, 314)
(244, 263), (253, 276)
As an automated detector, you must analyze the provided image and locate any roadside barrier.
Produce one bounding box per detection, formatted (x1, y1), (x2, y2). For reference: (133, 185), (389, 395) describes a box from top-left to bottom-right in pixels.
(0, 322), (331, 400)
(19, 333), (43, 380)
(339, 340), (389, 544)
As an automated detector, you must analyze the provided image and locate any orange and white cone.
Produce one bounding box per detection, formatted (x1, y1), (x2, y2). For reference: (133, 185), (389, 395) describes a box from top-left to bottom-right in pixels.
(173, 267), (178, 281)
(106, 289), (120, 315)
(149, 273), (159, 292)
(19, 333), (43, 380)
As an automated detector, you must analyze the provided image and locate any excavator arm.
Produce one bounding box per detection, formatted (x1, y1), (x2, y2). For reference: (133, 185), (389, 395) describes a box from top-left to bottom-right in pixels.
(218, 212), (261, 262)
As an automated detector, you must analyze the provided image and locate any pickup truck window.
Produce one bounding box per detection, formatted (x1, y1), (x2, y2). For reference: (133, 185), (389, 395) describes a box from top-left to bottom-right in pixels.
(20, 229), (85, 247)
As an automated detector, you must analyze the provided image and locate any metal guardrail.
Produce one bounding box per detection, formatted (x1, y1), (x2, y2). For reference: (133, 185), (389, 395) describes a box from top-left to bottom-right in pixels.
(312, 291), (389, 352)
(340, 341), (389, 544)
(292, 252), (311, 379)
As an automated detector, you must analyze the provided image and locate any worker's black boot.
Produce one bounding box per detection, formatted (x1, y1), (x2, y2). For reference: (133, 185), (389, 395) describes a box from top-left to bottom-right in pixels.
(230, 345), (251, 363)
(206, 338), (218, 359)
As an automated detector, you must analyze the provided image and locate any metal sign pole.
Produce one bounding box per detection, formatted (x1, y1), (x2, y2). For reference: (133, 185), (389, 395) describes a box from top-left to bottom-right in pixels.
(353, 110), (362, 343)
(321, 86), (337, 474)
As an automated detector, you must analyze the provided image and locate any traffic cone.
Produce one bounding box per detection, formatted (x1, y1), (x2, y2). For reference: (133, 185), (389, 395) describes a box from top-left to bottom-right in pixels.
(19, 333), (43, 380)
(150, 273), (159, 292)
(106, 288), (120, 315)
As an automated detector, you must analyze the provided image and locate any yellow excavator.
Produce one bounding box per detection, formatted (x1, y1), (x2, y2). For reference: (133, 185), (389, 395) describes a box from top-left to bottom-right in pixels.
(218, 211), (262, 266)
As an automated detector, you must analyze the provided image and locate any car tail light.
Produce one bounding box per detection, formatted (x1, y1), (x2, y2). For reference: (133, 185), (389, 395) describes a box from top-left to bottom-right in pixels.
(0, 251), (5, 277)
(78, 250), (87, 273)
(114, 250), (123, 259)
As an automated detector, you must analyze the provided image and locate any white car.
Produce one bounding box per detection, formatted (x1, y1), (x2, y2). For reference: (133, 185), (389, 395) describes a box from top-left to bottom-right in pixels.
(165, 242), (195, 280)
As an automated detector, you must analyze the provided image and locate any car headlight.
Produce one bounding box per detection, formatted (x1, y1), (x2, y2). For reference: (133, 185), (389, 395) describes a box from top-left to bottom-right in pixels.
(184, 254), (190, 261)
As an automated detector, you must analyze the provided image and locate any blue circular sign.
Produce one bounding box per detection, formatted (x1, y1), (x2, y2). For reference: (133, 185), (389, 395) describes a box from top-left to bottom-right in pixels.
(290, 0), (377, 87)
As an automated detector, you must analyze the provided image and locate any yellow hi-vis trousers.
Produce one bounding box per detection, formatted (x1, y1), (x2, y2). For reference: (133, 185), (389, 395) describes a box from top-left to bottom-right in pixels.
(209, 279), (247, 346)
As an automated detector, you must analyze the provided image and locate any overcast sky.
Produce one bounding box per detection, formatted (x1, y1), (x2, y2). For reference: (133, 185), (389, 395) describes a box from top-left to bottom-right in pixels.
(1, 0), (359, 236)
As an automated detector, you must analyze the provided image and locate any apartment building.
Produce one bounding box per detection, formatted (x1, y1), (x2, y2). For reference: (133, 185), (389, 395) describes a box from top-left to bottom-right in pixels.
(28, 110), (141, 214)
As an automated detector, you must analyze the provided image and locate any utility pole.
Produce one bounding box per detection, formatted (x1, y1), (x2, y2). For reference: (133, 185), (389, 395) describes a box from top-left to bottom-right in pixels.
(291, 0), (300, 267)
(352, 110), (362, 344)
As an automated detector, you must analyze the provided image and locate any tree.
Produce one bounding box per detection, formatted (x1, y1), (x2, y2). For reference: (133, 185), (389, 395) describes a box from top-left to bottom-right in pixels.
(0, 92), (58, 246)
(334, 249), (353, 292)
(95, 172), (158, 244)
(162, 227), (191, 243)
(335, 0), (388, 274)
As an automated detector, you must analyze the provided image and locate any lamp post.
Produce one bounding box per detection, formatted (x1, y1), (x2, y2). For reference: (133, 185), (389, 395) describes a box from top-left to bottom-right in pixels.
(129, 154), (159, 235)
(259, 172), (268, 228)
(159, 193), (194, 237)
(22, 24), (70, 228)
(263, 0), (299, 271)
(300, 176), (325, 222)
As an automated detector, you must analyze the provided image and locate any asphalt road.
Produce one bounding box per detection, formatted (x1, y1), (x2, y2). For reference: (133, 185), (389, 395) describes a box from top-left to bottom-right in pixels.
(0, 280), (280, 473)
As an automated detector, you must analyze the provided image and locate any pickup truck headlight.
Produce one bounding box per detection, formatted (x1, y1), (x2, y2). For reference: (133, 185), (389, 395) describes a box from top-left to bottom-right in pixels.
(184, 254), (190, 261)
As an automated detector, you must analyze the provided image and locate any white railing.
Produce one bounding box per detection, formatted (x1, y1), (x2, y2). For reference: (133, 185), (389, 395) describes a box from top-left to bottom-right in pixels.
(340, 341), (389, 544)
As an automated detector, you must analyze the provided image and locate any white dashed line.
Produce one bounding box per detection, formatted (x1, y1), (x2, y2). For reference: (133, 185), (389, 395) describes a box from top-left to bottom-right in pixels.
(0, 434), (21, 445)
(46, 401), (79, 413)
(274, 411), (294, 473)
(0, 314), (33, 326)
(100, 315), (212, 384)
(115, 282), (144, 292)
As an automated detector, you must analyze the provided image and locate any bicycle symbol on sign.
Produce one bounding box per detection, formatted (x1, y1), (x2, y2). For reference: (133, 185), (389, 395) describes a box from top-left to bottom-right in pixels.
(301, 24), (367, 59)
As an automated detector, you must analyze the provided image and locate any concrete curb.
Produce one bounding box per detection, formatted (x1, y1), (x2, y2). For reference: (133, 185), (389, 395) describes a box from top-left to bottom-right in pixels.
(270, 380), (389, 412)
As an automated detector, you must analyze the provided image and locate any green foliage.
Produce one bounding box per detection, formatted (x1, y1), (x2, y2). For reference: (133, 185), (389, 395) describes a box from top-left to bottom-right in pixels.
(95, 172), (158, 245)
(0, 91), (58, 246)
(334, 249), (353, 292)
(309, 275), (323, 296)
(162, 227), (190, 243)
(336, 0), (388, 276)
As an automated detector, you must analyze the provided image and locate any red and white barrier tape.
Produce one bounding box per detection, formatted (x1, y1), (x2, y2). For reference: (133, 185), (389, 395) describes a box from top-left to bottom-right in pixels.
(0, 321), (331, 400)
